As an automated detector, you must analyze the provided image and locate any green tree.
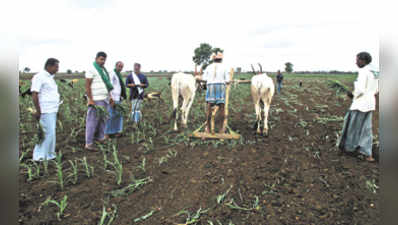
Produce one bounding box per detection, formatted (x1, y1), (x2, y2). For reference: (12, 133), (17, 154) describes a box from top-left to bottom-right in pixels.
(193, 43), (223, 70)
(285, 62), (293, 73)
(23, 67), (30, 73)
(66, 69), (72, 74)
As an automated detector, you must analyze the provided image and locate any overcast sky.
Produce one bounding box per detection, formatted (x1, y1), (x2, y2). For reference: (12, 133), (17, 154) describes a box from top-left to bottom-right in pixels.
(11, 0), (379, 73)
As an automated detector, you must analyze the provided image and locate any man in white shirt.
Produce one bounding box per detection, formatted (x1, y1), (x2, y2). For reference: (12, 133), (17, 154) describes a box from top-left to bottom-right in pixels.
(200, 52), (231, 134)
(30, 58), (61, 161)
(105, 61), (127, 138)
(85, 51), (114, 150)
(337, 52), (379, 162)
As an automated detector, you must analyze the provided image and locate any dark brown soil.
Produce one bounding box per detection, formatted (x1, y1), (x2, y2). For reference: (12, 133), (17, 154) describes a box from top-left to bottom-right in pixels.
(19, 76), (379, 225)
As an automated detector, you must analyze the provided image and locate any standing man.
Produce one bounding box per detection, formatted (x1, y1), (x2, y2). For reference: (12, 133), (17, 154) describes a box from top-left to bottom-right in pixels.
(126, 63), (148, 125)
(30, 58), (61, 161)
(199, 52), (231, 134)
(337, 52), (379, 162)
(85, 51), (114, 150)
(276, 70), (283, 94)
(105, 61), (127, 138)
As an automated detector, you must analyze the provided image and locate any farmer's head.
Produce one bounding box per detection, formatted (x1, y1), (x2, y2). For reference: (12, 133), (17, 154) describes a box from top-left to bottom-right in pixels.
(277, 70), (281, 75)
(356, 52), (372, 68)
(95, 51), (107, 67)
(115, 61), (124, 72)
(213, 52), (223, 63)
(44, 58), (59, 75)
(134, 63), (141, 74)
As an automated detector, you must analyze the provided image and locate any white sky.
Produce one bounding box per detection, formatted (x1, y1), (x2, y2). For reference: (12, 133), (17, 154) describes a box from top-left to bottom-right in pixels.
(9, 0), (379, 72)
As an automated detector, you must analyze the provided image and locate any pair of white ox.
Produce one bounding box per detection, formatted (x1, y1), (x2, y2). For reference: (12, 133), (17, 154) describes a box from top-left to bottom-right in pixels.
(171, 72), (274, 135)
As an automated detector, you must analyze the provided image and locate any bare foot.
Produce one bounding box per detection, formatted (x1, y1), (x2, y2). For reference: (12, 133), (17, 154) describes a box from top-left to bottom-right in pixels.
(366, 156), (375, 162)
(204, 127), (210, 133)
(220, 127), (226, 134)
(202, 127), (210, 140)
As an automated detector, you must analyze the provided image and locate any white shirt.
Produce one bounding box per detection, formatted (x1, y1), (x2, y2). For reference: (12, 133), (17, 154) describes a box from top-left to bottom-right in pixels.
(350, 65), (379, 112)
(202, 62), (231, 84)
(132, 72), (143, 94)
(85, 66), (109, 101)
(30, 70), (60, 113)
(109, 70), (122, 101)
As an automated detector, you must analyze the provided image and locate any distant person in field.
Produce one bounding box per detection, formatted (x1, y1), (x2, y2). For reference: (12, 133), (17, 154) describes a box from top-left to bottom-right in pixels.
(337, 52), (379, 162)
(126, 63), (148, 125)
(84, 51), (115, 151)
(200, 52), (231, 134)
(276, 70), (283, 94)
(30, 58), (61, 161)
(105, 61), (127, 138)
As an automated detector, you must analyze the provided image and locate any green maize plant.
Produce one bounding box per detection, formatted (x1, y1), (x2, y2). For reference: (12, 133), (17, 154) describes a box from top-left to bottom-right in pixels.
(41, 195), (68, 221)
(175, 207), (209, 225)
(21, 164), (34, 182)
(225, 195), (260, 211)
(327, 79), (351, 94)
(66, 160), (78, 185)
(132, 209), (156, 223)
(262, 183), (277, 195)
(105, 146), (123, 185)
(137, 158), (146, 172)
(366, 179), (379, 194)
(216, 185), (233, 204)
(19, 150), (29, 163)
(109, 177), (153, 198)
(315, 115), (344, 124)
(90, 105), (108, 121)
(57, 120), (64, 132)
(54, 151), (64, 190)
(43, 159), (49, 176)
(158, 156), (168, 166)
(99, 145), (110, 169)
(98, 204), (118, 225)
(80, 156), (94, 178)
(28, 160), (41, 178)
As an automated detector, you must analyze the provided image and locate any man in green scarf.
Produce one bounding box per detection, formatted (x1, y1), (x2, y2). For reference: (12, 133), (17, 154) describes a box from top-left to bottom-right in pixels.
(84, 51), (115, 151)
(105, 61), (127, 138)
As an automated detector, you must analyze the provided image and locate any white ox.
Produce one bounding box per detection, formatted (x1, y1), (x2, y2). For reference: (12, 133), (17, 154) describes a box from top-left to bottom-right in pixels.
(170, 72), (198, 131)
(251, 71), (275, 136)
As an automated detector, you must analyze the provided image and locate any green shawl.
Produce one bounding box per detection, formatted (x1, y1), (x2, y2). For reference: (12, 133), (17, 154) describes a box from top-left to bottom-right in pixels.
(114, 69), (127, 100)
(93, 62), (113, 92)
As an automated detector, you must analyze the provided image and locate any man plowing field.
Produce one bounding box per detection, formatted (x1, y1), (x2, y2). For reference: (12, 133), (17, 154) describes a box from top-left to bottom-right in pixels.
(197, 52), (231, 134)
